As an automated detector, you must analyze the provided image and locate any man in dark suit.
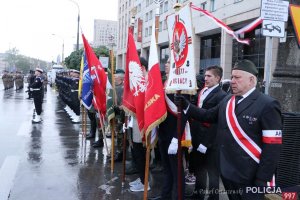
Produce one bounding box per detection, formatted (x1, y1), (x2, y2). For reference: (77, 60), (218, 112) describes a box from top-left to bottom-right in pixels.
(189, 65), (227, 199)
(176, 59), (282, 200)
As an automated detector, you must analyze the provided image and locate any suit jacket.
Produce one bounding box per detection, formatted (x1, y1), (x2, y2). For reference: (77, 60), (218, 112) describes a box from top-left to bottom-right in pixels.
(190, 86), (227, 149)
(158, 93), (187, 142)
(187, 89), (282, 184)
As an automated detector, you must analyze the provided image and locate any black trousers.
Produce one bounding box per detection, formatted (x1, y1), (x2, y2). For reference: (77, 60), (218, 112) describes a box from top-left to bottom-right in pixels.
(132, 142), (146, 183)
(221, 175), (264, 200)
(190, 149), (219, 200)
(87, 111), (97, 135)
(158, 139), (184, 200)
(33, 95), (43, 115)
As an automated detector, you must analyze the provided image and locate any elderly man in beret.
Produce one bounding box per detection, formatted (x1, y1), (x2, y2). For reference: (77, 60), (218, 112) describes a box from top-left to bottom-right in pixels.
(176, 59), (282, 200)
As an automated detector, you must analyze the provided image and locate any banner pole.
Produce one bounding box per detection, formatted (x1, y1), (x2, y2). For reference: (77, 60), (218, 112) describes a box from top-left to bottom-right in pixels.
(143, 134), (151, 200)
(177, 90), (183, 200)
(110, 119), (116, 174)
(121, 116), (128, 187)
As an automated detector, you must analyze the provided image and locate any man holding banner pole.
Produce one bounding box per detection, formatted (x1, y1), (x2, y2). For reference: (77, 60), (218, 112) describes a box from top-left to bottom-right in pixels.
(175, 59), (282, 200)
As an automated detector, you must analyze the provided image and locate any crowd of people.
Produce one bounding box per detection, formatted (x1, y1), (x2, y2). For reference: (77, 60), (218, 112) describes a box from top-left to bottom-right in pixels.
(1, 70), (24, 90)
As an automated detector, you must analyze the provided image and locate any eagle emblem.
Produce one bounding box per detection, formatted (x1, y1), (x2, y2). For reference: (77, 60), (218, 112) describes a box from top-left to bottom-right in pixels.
(172, 21), (188, 68)
(129, 61), (146, 96)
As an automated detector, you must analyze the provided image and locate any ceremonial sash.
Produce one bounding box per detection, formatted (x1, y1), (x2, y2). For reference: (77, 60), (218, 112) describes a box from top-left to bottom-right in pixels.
(165, 94), (191, 147)
(225, 96), (262, 163)
(226, 96), (280, 186)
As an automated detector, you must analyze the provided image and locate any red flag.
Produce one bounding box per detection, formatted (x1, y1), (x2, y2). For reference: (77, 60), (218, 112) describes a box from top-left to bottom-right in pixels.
(144, 20), (167, 145)
(122, 28), (146, 135)
(82, 34), (107, 115)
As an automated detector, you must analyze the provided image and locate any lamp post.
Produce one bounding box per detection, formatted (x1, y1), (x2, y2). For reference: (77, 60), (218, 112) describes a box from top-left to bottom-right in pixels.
(68, 0), (80, 51)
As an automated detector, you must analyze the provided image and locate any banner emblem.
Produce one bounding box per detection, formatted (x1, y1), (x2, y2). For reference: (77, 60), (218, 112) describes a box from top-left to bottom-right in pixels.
(172, 20), (188, 68)
(129, 61), (147, 96)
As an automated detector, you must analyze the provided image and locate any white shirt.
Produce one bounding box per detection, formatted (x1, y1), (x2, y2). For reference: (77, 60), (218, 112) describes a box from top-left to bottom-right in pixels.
(237, 87), (256, 104)
(198, 84), (219, 108)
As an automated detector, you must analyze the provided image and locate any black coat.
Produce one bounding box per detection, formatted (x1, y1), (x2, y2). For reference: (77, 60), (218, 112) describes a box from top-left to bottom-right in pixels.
(187, 89), (282, 184)
(190, 86), (227, 149)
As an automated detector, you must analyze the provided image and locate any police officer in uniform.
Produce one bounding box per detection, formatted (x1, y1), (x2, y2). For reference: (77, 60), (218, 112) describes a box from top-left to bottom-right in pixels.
(176, 59), (282, 200)
(30, 68), (44, 123)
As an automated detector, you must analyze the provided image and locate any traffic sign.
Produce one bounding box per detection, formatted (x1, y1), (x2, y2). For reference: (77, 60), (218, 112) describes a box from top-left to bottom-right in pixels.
(262, 20), (285, 37)
(290, 4), (300, 48)
(261, 0), (289, 22)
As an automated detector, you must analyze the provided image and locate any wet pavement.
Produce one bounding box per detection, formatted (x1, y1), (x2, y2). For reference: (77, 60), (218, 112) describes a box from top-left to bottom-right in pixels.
(0, 82), (171, 200)
(0, 82), (230, 200)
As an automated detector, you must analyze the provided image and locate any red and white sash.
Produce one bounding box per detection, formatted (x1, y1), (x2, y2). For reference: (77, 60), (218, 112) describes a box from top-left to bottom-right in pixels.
(226, 96), (280, 186)
(165, 94), (191, 147)
(225, 96), (262, 163)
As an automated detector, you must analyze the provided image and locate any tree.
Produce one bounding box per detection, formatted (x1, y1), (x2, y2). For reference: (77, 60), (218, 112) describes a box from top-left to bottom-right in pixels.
(64, 46), (110, 71)
(4, 47), (19, 70)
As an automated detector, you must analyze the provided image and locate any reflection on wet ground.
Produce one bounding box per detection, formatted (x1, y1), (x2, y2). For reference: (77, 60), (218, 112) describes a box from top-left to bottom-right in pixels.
(4, 85), (168, 200)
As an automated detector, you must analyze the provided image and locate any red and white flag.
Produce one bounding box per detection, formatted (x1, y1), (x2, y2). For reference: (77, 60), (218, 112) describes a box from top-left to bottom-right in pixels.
(122, 28), (146, 136)
(144, 19), (167, 145)
(82, 34), (107, 116)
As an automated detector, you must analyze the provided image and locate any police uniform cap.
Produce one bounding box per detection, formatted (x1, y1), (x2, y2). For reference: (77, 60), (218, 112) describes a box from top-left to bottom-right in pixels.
(232, 59), (258, 76)
(114, 69), (125, 74)
(35, 68), (43, 73)
(72, 69), (80, 74)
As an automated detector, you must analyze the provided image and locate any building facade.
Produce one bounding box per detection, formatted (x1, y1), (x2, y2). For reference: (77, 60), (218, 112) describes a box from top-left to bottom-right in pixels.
(93, 19), (118, 48)
(116, 0), (300, 112)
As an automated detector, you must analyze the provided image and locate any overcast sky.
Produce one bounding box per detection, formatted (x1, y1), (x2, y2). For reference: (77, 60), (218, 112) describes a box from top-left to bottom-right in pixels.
(0, 0), (118, 62)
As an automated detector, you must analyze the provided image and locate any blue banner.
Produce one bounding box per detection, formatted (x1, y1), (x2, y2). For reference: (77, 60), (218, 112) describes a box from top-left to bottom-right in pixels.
(81, 52), (93, 110)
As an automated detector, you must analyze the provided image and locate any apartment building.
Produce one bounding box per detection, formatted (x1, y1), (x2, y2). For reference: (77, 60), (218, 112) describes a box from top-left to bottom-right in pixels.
(93, 19), (118, 48)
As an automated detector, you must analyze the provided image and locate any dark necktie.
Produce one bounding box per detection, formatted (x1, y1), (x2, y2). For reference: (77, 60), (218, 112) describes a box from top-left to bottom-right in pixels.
(235, 95), (243, 106)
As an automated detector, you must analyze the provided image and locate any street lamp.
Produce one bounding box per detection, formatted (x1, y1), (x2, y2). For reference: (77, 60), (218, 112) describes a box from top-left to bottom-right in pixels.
(52, 34), (65, 64)
(67, 0), (80, 52)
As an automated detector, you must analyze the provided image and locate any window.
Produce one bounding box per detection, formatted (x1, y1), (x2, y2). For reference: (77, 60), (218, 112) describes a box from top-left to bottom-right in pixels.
(200, 34), (221, 71)
(159, 21), (162, 32)
(232, 26), (265, 81)
(126, 1), (128, 9)
(137, 4), (141, 12)
(163, 19), (167, 30)
(201, 2), (207, 10)
(160, 47), (170, 72)
(146, 13), (149, 22)
(149, 11), (153, 20)
(164, 1), (168, 13)
(160, 4), (163, 14)
(129, 0), (131, 6)
(145, 28), (148, 37)
(146, 0), (149, 6)
(210, 0), (215, 12)
(149, 26), (152, 36)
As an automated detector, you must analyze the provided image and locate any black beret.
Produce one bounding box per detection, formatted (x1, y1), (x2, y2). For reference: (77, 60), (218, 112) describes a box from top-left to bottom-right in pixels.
(232, 59), (258, 76)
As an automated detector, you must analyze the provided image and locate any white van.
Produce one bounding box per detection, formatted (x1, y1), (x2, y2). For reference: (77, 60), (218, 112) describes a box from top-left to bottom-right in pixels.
(48, 64), (64, 86)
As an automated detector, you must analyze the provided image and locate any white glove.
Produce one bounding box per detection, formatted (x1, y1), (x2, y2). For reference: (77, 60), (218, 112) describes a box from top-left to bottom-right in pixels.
(122, 123), (127, 132)
(29, 88), (33, 91)
(168, 138), (178, 155)
(197, 144), (207, 154)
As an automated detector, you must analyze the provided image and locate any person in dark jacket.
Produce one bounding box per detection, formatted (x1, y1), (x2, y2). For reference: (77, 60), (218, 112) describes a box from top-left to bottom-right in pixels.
(176, 59), (282, 200)
(188, 65), (227, 199)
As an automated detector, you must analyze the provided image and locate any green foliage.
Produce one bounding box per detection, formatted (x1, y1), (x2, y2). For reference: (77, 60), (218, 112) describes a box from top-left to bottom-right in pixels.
(64, 46), (111, 70)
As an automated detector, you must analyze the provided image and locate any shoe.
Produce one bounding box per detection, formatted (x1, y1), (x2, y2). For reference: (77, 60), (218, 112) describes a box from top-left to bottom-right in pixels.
(130, 182), (150, 192)
(86, 132), (95, 139)
(185, 173), (196, 185)
(92, 140), (104, 148)
(114, 152), (123, 162)
(129, 178), (141, 187)
(72, 115), (80, 123)
(32, 115), (42, 123)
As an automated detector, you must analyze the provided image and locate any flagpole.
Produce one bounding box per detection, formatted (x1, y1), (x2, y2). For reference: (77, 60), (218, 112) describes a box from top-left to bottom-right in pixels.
(121, 116), (128, 187)
(143, 3), (161, 199)
(172, 2), (184, 200)
(98, 113), (109, 155)
(109, 49), (116, 174)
